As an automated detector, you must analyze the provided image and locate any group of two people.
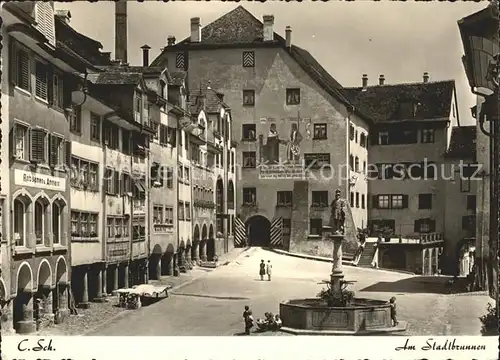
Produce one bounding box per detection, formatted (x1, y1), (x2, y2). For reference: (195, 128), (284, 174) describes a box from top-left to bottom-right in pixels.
(243, 306), (282, 335)
(259, 259), (272, 281)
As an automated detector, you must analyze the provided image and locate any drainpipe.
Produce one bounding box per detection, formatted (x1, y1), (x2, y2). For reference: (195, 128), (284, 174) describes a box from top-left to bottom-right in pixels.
(223, 113), (229, 253)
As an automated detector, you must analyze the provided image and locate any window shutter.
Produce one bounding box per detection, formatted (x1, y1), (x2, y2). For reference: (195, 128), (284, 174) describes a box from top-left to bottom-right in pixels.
(49, 135), (59, 166)
(429, 219), (436, 232)
(35, 62), (48, 99)
(10, 125), (17, 159)
(114, 171), (120, 195)
(65, 141), (72, 169)
(372, 195), (378, 209)
(119, 173), (123, 195)
(171, 129), (177, 147)
(30, 129), (45, 162)
(104, 170), (109, 194)
(10, 42), (18, 85)
(413, 219), (420, 232)
(402, 195), (409, 209)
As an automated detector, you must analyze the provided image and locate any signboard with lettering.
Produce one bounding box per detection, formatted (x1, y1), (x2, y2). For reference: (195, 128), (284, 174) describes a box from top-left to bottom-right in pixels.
(259, 164), (306, 180)
(14, 170), (66, 191)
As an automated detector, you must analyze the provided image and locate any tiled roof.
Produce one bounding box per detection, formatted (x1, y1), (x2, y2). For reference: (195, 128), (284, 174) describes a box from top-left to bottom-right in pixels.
(98, 65), (166, 74)
(187, 86), (227, 114)
(343, 80), (455, 123)
(445, 125), (476, 159)
(55, 15), (111, 66)
(150, 6), (361, 119)
(87, 71), (142, 85)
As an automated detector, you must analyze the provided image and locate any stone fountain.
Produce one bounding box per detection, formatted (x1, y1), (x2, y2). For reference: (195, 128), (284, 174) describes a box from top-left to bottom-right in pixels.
(279, 190), (408, 335)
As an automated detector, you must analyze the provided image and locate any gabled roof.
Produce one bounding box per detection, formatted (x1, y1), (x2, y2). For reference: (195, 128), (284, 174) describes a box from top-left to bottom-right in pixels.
(150, 6), (367, 122)
(187, 86), (228, 114)
(445, 125), (476, 159)
(87, 71), (143, 86)
(343, 80), (456, 124)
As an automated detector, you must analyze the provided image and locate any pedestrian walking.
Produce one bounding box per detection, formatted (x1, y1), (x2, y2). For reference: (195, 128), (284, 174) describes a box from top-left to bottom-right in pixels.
(244, 310), (254, 335)
(259, 259), (266, 281)
(243, 305), (251, 320)
(266, 260), (272, 281)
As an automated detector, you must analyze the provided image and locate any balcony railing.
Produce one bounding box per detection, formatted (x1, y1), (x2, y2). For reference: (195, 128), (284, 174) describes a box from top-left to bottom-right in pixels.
(107, 239), (130, 262)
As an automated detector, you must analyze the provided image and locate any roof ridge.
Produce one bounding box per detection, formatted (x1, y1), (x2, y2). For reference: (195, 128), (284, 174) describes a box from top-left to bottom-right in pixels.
(345, 79), (455, 89)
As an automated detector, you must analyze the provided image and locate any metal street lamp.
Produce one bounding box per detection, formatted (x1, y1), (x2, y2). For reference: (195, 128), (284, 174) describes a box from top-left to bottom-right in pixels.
(458, 1), (499, 300)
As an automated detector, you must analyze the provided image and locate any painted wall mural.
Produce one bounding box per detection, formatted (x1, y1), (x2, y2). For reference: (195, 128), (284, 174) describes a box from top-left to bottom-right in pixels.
(257, 115), (310, 180)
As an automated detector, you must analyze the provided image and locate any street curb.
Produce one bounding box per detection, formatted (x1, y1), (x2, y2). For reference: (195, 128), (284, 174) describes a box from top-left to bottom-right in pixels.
(270, 249), (416, 275)
(82, 248), (250, 336)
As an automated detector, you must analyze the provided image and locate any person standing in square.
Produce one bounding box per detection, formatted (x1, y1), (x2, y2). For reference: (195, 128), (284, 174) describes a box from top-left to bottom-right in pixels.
(266, 260), (273, 281)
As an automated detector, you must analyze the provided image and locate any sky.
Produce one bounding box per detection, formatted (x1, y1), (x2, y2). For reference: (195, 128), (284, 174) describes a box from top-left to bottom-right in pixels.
(55, 0), (487, 126)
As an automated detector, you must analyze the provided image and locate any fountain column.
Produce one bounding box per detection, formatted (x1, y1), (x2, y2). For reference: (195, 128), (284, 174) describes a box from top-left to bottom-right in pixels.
(324, 226), (345, 295)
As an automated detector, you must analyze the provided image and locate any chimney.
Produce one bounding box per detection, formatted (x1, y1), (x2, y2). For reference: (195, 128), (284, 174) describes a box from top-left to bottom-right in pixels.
(55, 10), (71, 24)
(285, 26), (292, 48)
(115, 1), (128, 64)
(379, 74), (385, 85)
(423, 72), (429, 83)
(167, 35), (176, 47)
(141, 45), (151, 67)
(362, 74), (368, 90)
(190, 17), (201, 43)
(263, 15), (275, 42)
(102, 52), (111, 62)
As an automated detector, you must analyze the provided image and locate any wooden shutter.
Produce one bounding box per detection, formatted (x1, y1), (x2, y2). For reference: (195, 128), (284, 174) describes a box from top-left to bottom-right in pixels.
(49, 134), (59, 166)
(10, 42), (18, 85)
(103, 169), (110, 194)
(170, 128), (177, 147)
(114, 171), (120, 195)
(35, 61), (48, 100)
(372, 195), (378, 209)
(118, 172), (123, 195)
(30, 129), (45, 163)
(402, 195), (409, 209)
(9, 125), (16, 159)
(414, 219), (421, 232)
(65, 141), (72, 169)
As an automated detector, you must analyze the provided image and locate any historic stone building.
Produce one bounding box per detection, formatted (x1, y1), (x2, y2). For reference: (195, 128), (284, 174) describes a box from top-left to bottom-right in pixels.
(1, 2), (84, 333)
(151, 6), (371, 254)
(344, 75), (461, 274)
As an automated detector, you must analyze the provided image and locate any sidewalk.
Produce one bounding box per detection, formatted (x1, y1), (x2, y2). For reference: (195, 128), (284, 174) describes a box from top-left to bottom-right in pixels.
(24, 247), (250, 336)
(270, 248), (416, 275)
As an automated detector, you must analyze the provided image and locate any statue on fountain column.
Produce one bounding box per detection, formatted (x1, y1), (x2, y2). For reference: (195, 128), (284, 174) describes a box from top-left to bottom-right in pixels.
(330, 189), (346, 235)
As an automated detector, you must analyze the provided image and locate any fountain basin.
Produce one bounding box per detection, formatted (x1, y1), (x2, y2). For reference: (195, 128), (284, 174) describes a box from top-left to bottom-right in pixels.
(279, 298), (407, 335)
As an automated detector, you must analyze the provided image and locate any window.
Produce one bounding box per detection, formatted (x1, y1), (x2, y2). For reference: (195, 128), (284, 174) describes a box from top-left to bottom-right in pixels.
(48, 134), (64, 167)
(277, 191), (293, 207)
(349, 155), (354, 171)
(35, 60), (48, 100)
(153, 205), (163, 225)
(361, 194), (365, 209)
(184, 167), (190, 183)
(104, 121), (119, 150)
(418, 194), (432, 210)
(106, 217), (114, 238)
(13, 199), (27, 247)
(90, 113), (101, 141)
(390, 195), (406, 209)
(70, 107), (82, 133)
(283, 219), (291, 236)
(466, 195), (476, 211)
(354, 157), (359, 172)
(242, 51), (255, 67)
(350, 192), (354, 207)
(414, 218), (435, 233)
(421, 129), (435, 143)
(304, 153), (330, 168)
(12, 42), (30, 91)
(313, 124), (327, 140)
(178, 201), (185, 220)
(243, 187), (257, 205)
(52, 73), (64, 108)
(185, 202), (191, 220)
(378, 131), (389, 145)
(104, 168), (119, 195)
(166, 167), (174, 188)
(349, 124), (355, 141)
(13, 123), (29, 161)
(28, 128), (46, 164)
(363, 161), (367, 174)
(176, 52), (185, 68)
(286, 88), (300, 105)
(178, 165), (183, 182)
(311, 191), (328, 207)
(35, 198), (49, 246)
(360, 133), (367, 148)
(165, 207), (174, 225)
(376, 195), (390, 209)
(355, 192), (360, 208)
(309, 218), (323, 236)
(243, 152), (256, 168)
(121, 172), (131, 195)
(460, 166), (476, 193)
(70, 157), (99, 191)
(243, 90), (255, 106)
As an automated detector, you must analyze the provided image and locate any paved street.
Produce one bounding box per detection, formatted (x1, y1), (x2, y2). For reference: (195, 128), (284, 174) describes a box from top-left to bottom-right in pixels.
(88, 247), (491, 336)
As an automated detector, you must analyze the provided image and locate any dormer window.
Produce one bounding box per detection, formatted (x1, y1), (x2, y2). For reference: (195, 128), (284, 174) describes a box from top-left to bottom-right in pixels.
(378, 131), (389, 145)
(398, 100), (418, 119)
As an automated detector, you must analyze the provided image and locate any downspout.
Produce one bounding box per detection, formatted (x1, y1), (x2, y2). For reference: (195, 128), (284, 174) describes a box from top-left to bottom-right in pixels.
(223, 113), (229, 253)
